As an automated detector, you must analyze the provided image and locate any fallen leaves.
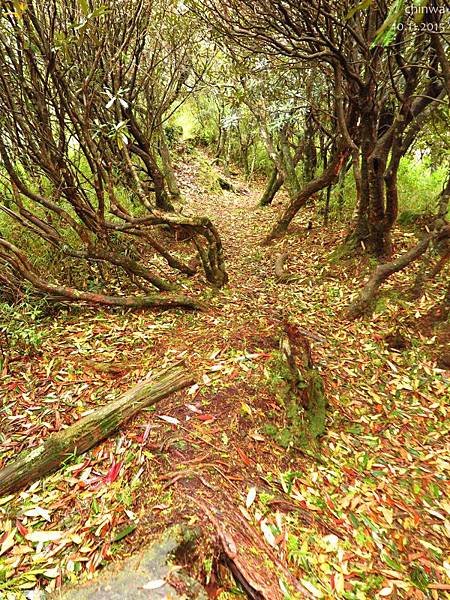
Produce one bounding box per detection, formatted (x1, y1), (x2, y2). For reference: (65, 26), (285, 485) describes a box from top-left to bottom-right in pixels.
(1, 170), (449, 599)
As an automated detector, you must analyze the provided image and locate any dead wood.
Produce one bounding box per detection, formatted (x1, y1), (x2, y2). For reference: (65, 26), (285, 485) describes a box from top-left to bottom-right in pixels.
(279, 324), (328, 440)
(192, 495), (314, 600)
(0, 364), (193, 498)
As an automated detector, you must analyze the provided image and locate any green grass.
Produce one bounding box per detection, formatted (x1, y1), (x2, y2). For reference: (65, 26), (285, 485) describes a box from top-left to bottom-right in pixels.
(171, 101), (199, 141)
(325, 154), (447, 223)
(397, 157), (446, 215)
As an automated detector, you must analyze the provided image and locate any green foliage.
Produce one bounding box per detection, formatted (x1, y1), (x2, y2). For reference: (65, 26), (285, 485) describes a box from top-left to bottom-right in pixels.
(372, 0), (405, 47)
(186, 97), (220, 145)
(326, 155), (446, 224)
(397, 209), (422, 225)
(397, 157), (447, 215)
(409, 564), (430, 591)
(0, 296), (48, 364)
(164, 124), (183, 146)
(374, 291), (399, 314)
(171, 100), (202, 141)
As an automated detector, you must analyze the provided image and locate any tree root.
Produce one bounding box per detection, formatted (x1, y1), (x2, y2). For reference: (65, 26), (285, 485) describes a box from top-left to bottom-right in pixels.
(192, 495), (315, 599)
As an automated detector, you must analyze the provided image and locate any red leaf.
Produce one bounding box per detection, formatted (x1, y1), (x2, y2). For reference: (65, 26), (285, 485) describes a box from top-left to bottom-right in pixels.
(197, 414), (215, 422)
(103, 460), (123, 484)
(236, 447), (252, 466)
(16, 520), (28, 536)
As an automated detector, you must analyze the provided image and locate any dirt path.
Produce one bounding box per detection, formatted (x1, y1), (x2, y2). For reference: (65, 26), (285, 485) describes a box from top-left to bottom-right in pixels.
(1, 169), (449, 599)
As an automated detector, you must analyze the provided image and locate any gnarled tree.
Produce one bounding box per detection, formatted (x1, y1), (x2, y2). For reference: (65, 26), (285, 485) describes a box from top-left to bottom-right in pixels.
(0, 0), (227, 308)
(198, 0), (448, 255)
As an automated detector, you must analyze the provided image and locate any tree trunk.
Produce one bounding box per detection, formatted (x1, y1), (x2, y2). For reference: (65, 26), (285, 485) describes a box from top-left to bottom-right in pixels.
(278, 324), (327, 442)
(437, 177), (450, 220)
(215, 127), (227, 159)
(126, 112), (175, 212)
(367, 149), (393, 257)
(0, 364), (193, 498)
(346, 87), (377, 250)
(158, 124), (181, 201)
(263, 147), (348, 243)
(147, 152), (175, 212)
(279, 127), (301, 200)
(303, 118), (317, 183)
(349, 150), (370, 246)
(347, 226), (450, 318)
(259, 167), (284, 206)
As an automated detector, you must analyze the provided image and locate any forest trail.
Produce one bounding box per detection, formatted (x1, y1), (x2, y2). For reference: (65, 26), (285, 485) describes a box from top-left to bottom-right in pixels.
(1, 166), (449, 599)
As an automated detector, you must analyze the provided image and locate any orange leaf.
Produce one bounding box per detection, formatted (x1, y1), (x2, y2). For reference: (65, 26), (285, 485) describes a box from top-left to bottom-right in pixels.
(236, 447), (252, 466)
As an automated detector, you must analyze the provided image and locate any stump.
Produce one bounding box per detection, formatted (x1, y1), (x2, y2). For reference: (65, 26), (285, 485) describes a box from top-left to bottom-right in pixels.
(265, 323), (327, 450)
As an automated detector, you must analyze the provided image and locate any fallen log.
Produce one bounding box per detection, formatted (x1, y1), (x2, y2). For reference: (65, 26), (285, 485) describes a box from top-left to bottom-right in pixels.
(0, 364), (193, 498)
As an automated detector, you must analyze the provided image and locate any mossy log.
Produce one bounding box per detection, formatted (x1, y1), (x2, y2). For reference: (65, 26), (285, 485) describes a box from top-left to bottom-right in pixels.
(0, 364), (193, 498)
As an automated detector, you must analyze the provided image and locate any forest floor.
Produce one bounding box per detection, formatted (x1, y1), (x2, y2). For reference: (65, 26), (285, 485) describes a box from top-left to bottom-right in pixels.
(1, 156), (449, 600)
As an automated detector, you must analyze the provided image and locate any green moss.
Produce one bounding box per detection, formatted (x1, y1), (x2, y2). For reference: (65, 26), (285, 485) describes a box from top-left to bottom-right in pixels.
(398, 209), (422, 225)
(264, 349), (327, 449)
(306, 373), (327, 438)
(327, 239), (356, 263)
(196, 153), (223, 193)
(374, 289), (403, 314)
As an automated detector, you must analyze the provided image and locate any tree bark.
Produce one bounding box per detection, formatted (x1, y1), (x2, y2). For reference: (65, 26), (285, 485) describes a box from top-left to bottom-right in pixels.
(126, 112), (175, 213)
(0, 238), (203, 310)
(303, 113), (317, 182)
(437, 177), (450, 220)
(0, 364), (193, 498)
(278, 324), (327, 441)
(259, 168), (284, 206)
(158, 123), (182, 201)
(263, 147), (348, 243)
(279, 126), (301, 200)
